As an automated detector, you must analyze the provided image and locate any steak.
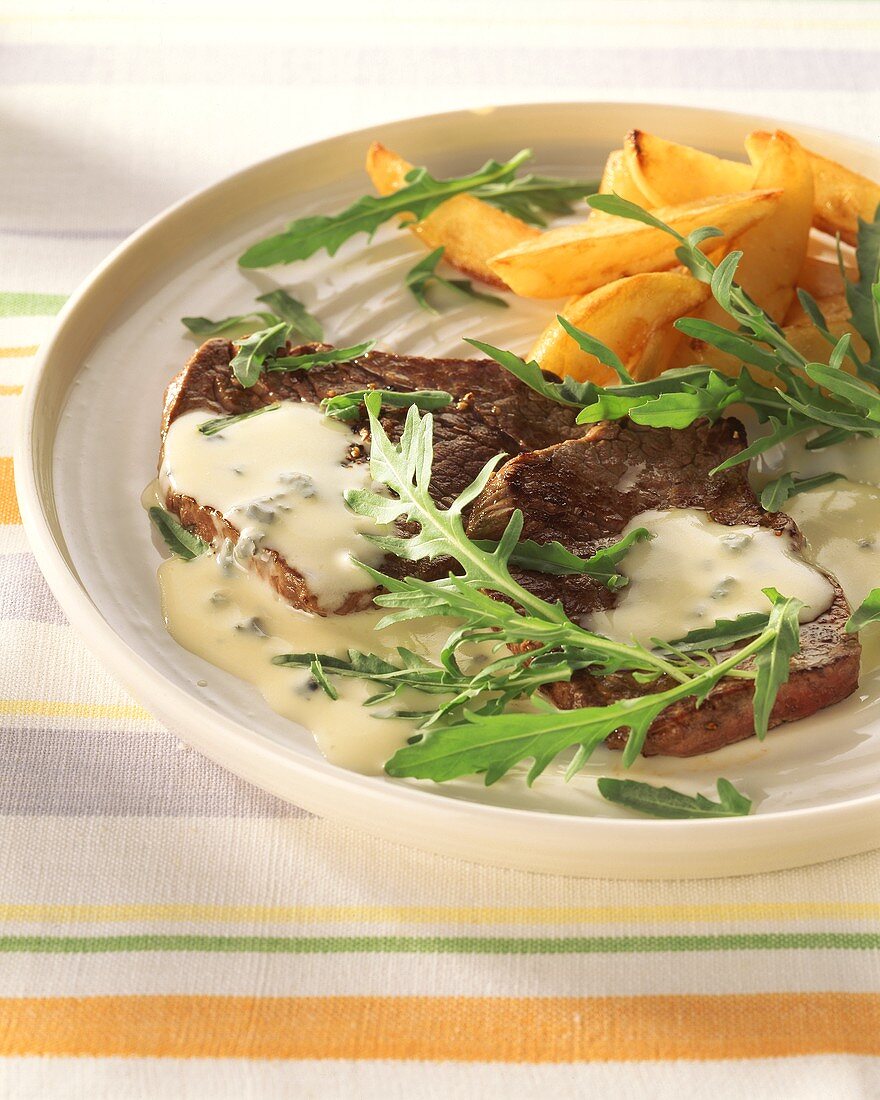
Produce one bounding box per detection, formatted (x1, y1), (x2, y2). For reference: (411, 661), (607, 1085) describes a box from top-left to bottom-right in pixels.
(160, 338), (583, 614)
(465, 417), (861, 756)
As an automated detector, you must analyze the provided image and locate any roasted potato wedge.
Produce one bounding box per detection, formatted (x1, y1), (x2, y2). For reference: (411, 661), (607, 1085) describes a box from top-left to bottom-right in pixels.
(784, 232), (858, 321)
(488, 189), (782, 299)
(587, 148), (653, 229)
(747, 130), (880, 246)
(696, 131), (814, 335)
(624, 129), (754, 205)
(529, 272), (710, 385)
(365, 142), (538, 288)
(673, 293), (867, 388)
(782, 294), (868, 365)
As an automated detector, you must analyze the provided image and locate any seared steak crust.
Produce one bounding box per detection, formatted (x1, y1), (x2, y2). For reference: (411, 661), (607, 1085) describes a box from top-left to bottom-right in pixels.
(160, 339), (582, 613)
(465, 418), (861, 756)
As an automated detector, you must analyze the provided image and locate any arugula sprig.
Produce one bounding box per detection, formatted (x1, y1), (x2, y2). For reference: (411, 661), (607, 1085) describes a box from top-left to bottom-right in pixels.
(230, 332), (375, 389)
(383, 587), (801, 781)
(598, 777), (752, 819)
(239, 150), (597, 268)
(322, 388), (453, 423)
(759, 471), (844, 510)
(198, 402), (280, 437)
(300, 397), (805, 782)
(472, 201), (880, 472)
(473, 527), (651, 588)
(406, 247), (507, 312)
(183, 289), (323, 342)
(149, 506), (209, 561)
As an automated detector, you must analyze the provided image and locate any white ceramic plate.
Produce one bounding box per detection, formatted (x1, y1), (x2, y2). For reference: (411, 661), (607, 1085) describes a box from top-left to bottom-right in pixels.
(17, 102), (880, 878)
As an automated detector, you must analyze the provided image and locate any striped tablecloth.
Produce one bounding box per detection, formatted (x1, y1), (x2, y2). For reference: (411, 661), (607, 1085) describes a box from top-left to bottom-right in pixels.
(4, 2), (880, 1095)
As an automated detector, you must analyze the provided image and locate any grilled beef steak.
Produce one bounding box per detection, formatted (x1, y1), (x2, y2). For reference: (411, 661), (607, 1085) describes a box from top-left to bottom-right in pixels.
(160, 339), (582, 613)
(465, 417), (861, 757)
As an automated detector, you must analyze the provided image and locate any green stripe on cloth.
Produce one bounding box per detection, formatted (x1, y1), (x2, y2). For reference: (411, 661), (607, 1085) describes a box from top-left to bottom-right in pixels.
(0, 292), (67, 318)
(5, 933), (880, 954)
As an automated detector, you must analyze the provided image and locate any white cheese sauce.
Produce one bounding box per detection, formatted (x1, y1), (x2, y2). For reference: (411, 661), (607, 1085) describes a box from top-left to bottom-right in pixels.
(754, 432), (880, 614)
(158, 550), (460, 775)
(160, 402), (388, 612)
(587, 508), (834, 646)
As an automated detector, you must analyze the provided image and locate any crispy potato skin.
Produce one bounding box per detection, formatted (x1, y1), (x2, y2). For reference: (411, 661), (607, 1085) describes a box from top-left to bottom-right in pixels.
(488, 189), (781, 299)
(624, 128), (754, 205)
(529, 272), (709, 385)
(365, 141), (538, 289)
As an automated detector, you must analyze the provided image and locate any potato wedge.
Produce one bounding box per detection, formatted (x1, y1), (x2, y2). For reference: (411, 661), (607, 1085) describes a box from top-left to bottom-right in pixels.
(784, 232), (858, 320)
(624, 129), (754, 206)
(365, 141), (538, 288)
(781, 295), (868, 366)
(529, 272), (710, 385)
(693, 131), (813, 339)
(747, 130), (880, 246)
(488, 188), (781, 299)
(587, 148), (653, 229)
(673, 293), (867, 388)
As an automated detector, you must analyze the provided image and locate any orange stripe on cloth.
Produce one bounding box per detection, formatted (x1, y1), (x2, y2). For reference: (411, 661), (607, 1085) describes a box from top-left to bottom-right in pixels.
(2, 994), (880, 1061)
(0, 459), (21, 524)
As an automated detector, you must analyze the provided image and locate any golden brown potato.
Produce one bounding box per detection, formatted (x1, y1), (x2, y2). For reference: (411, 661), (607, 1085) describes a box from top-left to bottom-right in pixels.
(365, 141), (538, 288)
(680, 130), (813, 359)
(783, 295), (868, 365)
(529, 272), (710, 385)
(488, 189), (782, 299)
(747, 130), (880, 246)
(587, 149), (653, 229)
(624, 129), (754, 206)
(784, 232), (858, 321)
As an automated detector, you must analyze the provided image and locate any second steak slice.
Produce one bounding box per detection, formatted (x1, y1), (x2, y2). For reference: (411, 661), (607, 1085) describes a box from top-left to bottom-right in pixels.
(465, 417), (861, 757)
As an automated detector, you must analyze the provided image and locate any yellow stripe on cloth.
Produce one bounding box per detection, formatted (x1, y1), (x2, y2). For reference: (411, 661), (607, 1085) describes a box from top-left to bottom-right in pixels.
(1, 902), (880, 926)
(0, 699), (150, 720)
(0, 346), (38, 359)
(1, 994), (879, 1060)
(0, 386), (23, 396)
(0, 459), (21, 524)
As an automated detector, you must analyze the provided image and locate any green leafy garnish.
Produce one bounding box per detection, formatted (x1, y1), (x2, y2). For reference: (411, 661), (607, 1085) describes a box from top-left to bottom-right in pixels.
(557, 315), (634, 384)
(239, 150), (597, 267)
(229, 322), (290, 388)
(669, 612), (770, 653)
(474, 171), (599, 227)
(198, 402), (281, 437)
(473, 527), (651, 588)
(751, 588), (804, 738)
(464, 339), (601, 407)
(182, 312), (277, 337)
(322, 388), (452, 423)
(267, 340), (376, 373)
(405, 247), (507, 313)
(255, 289), (324, 342)
(759, 471), (844, 511)
(182, 290), (323, 344)
(148, 506), (209, 561)
(331, 398), (803, 781)
(597, 777), (752, 819)
(846, 588), (880, 633)
(471, 200), (880, 471)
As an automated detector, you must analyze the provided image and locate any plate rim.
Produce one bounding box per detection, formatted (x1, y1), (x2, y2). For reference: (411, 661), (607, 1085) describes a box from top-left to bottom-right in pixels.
(15, 98), (880, 878)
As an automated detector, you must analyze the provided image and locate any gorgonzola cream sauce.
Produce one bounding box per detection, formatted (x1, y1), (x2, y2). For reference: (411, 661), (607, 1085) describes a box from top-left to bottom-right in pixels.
(159, 550), (456, 774)
(587, 508), (834, 646)
(160, 402), (388, 612)
(755, 432), (880, 611)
